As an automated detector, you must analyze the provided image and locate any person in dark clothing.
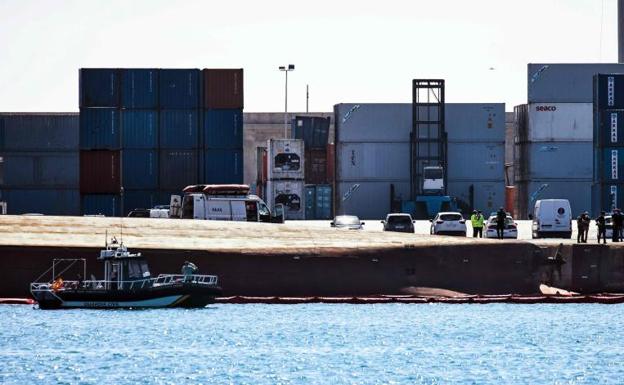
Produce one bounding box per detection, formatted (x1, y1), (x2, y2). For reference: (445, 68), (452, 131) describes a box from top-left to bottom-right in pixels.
(576, 213), (584, 243)
(577, 212), (590, 243)
(496, 207), (506, 240)
(612, 209), (623, 242)
(596, 211), (607, 244)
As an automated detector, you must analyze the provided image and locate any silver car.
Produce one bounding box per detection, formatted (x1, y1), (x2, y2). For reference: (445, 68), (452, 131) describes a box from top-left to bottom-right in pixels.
(430, 212), (467, 236)
(331, 215), (365, 230)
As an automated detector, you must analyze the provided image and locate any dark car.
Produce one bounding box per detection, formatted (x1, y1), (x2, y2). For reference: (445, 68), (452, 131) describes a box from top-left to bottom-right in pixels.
(127, 208), (150, 218)
(330, 215), (365, 230)
(381, 213), (415, 233)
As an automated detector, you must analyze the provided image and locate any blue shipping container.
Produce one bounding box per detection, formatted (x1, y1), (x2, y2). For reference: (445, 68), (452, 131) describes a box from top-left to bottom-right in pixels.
(597, 110), (624, 147)
(160, 110), (199, 148)
(600, 148), (624, 182)
(592, 183), (624, 215)
(121, 69), (159, 109)
(291, 116), (330, 149)
(80, 108), (120, 149)
(121, 110), (158, 148)
(159, 69), (200, 109)
(203, 109), (243, 148)
(0, 189), (80, 215)
(594, 74), (624, 110)
(203, 149), (243, 184)
(0, 114), (79, 151)
(305, 185), (316, 219)
(123, 190), (161, 215)
(79, 68), (120, 108)
(3, 152), (78, 188)
(122, 149), (158, 190)
(315, 184), (333, 219)
(160, 149), (198, 190)
(81, 194), (121, 216)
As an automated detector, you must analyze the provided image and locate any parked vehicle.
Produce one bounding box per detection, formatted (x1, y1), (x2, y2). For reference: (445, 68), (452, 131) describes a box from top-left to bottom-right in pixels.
(430, 212), (467, 236)
(331, 215), (365, 230)
(381, 213), (415, 233)
(127, 207), (170, 218)
(484, 213), (518, 239)
(531, 199), (572, 239)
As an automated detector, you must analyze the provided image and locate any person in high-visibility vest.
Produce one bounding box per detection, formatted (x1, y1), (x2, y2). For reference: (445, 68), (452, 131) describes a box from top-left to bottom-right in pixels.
(470, 210), (485, 238)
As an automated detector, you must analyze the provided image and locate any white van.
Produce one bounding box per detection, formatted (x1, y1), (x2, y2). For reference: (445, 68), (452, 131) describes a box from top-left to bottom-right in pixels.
(531, 199), (572, 239)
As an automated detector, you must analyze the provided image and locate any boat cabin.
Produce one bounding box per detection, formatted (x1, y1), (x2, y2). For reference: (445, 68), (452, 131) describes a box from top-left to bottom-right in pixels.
(98, 239), (151, 289)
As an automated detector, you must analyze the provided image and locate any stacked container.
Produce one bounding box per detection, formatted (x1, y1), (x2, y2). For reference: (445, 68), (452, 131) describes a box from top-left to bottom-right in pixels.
(291, 116), (333, 219)
(266, 139), (305, 219)
(202, 69), (244, 185)
(592, 74), (624, 213)
(0, 113), (80, 215)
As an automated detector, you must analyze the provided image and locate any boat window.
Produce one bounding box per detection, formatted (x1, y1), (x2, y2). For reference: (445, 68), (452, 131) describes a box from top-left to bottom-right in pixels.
(128, 259), (150, 279)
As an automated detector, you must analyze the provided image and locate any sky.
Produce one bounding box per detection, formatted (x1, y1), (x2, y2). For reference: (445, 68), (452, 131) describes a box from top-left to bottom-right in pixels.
(0, 0), (619, 112)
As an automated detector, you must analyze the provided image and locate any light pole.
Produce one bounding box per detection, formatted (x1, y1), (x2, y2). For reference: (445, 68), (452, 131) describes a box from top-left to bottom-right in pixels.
(279, 64), (295, 138)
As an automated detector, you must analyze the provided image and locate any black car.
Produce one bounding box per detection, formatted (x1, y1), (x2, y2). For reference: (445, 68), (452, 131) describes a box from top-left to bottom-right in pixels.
(381, 213), (415, 233)
(127, 208), (150, 218)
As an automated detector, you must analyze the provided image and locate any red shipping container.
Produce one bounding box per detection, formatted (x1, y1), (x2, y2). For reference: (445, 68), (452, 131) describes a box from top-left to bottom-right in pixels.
(326, 143), (335, 184)
(203, 69), (244, 109)
(80, 150), (120, 194)
(305, 149), (327, 184)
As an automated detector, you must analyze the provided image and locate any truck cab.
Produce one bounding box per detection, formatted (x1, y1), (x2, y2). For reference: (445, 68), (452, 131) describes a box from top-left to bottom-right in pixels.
(422, 166), (444, 195)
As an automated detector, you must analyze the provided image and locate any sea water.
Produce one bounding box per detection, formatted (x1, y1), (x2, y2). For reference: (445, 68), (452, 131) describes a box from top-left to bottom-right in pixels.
(1, 304), (623, 385)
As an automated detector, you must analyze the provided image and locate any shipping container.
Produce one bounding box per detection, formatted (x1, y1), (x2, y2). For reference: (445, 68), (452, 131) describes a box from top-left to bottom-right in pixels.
(334, 103), (411, 143)
(315, 184), (332, 219)
(159, 69), (200, 109)
(203, 148), (243, 184)
(447, 142), (504, 181)
(267, 139), (305, 180)
(0, 114), (78, 151)
(527, 63), (624, 103)
(326, 143), (335, 183)
(305, 185), (315, 219)
(159, 110), (199, 149)
(595, 110), (624, 147)
(123, 190), (161, 215)
(121, 69), (159, 109)
(445, 104), (505, 142)
(79, 68), (120, 108)
(305, 148), (327, 184)
(592, 183), (624, 215)
(79, 150), (120, 194)
(122, 149), (158, 190)
(523, 103), (593, 142)
(596, 148), (624, 182)
(446, 180), (505, 213)
(337, 142), (410, 181)
(203, 109), (243, 148)
(266, 180), (305, 220)
(515, 141), (593, 181)
(0, 188), (80, 215)
(594, 74), (624, 110)
(292, 116), (330, 149)
(80, 108), (120, 149)
(203, 68), (244, 109)
(256, 147), (267, 184)
(159, 149), (198, 190)
(81, 194), (121, 216)
(2, 152), (78, 188)
(121, 110), (158, 148)
(516, 179), (592, 219)
(336, 181), (410, 219)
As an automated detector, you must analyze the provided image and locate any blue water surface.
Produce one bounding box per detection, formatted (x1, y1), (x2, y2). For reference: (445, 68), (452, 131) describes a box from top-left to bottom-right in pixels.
(1, 304), (623, 385)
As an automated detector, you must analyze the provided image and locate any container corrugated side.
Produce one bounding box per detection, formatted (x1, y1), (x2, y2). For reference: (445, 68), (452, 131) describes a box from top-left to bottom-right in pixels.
(123, 190), (161, 215)
(121, 110), (158, 148)
(592, 182), (624, 215)
(121, 69), (159, 109)
(334, 103), (412, 143)
(292, 116), (330, 149)
(315, 184), (332, 219)
(597, 148), (624, 183)
(336, 181), (410, 219)
(326, 143), (335, 183)
(159, 149), (198, 190)
(79, 68), (120, 108)
(516, 179), (592, 219)
(203, 148), (243, 184)
(445, 104), (505, 142)
(203, 69), (244, 109)
(79, 150), (120, 194)
(305, 148), (327, 184)
(122, 149), (158, 189)
(446, 180), (505, 213)
(336, 142), (410, 181)
(267, 139), (305, 180)
(0, 188), (80, 215)
(159, 110), (199, 149)
(594, 74), (624, 110)
(2, 152), (78, 188)
(305, 185), (316, 219)
(80, 108), (120, 149)
(526, 103), (593, 142)
(203, 109), (243, 148)
(0, 114), (78, 151)
(596, 110), (624, 147)
(159, 69), (200, 109)
(266, 180), (305, 220)
(516, 141), (593, 180)
(81, 194), (121, 216)
(447, 142), (504, 181)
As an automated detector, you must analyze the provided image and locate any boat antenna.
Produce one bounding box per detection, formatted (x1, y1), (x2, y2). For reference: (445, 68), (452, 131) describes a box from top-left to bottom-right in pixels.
(120, 214), (124, 246)
(105, 229), (108, 248)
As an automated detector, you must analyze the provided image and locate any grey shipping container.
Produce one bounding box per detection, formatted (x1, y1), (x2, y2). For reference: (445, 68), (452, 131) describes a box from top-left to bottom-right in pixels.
(447, 180), (505, 213)
(527, 63), (624, 103)
(2, 152), (78, 188)
(266, 180), (305, 220)
(336, 181), (410, 219)
(0, 114), (79, 151)
(337, 142), (410, 181)
(515, 141), (593, 181)
(335, 104), (411, 143)
(447, 142), (504, 181)
(0, 188), (80, 215)
(445, 104), (505, 142)
(516, 179), (592, 219)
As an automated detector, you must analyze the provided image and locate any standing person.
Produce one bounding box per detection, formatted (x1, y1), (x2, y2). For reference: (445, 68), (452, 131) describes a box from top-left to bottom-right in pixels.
(470, 210), (478, 238)
(612, 209), (623, 242)
(470, 210), (484, 238)
(496, 207), (506, 240)
(596, 211), (607, 244)
(476, 210), (485, 238)
(581, 211), (590, 243)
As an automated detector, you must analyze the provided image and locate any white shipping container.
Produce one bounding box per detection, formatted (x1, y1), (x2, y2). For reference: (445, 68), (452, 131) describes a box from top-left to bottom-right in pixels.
(337, 142), (410, 181)
(267, 139), (305, 180)
(266, 180), (305, 220)
(527, 103), (593, 142)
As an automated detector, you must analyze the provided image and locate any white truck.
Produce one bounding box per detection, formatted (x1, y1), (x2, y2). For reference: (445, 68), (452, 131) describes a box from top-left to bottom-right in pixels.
(175, 184), (284, 223)
(422, 166), (444, 195)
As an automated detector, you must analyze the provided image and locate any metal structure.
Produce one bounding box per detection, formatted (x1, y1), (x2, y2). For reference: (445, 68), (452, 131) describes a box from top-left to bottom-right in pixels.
(410, 79), (446, 199)
(278, 64), (295, 138)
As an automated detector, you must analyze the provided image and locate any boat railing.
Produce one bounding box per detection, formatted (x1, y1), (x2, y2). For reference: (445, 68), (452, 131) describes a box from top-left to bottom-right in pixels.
(30, 274), (218, 292)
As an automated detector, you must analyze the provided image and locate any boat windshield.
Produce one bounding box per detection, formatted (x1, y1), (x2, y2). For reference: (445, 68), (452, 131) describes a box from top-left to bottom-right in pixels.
(127, 258), (151, 279)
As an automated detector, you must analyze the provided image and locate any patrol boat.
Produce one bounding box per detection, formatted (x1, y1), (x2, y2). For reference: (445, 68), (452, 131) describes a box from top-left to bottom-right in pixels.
(30, 239), (221, 309)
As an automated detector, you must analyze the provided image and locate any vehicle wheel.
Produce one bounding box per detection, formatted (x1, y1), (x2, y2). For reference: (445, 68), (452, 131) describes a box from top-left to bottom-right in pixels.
(532, 232), (539, 239)
(565, 232), (572, 239)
